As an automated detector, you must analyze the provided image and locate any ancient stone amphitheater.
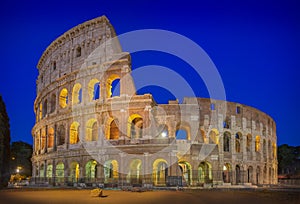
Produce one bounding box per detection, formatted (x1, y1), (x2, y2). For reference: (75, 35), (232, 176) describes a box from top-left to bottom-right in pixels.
(31, 16), (277, 187)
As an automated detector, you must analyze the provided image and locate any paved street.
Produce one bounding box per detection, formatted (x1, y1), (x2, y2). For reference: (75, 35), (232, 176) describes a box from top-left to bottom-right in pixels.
(0, 188), (299, 204)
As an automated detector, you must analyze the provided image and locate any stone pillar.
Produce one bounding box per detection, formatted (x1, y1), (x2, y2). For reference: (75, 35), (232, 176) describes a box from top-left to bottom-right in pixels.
(54, 124), (57, 151)
(52, 160), (56, 186)
(45, 125), (48, 153)
(97, 164), (104, 183)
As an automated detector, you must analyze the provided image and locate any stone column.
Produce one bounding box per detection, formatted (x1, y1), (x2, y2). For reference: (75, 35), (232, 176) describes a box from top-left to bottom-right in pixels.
(52, 160), (56, 186)
(45, 125), (48, 153)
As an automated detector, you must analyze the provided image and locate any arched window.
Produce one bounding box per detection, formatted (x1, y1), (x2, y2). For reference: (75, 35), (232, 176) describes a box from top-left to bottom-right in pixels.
(246, 134), (252, 152)
(178, 161), (192, 186)
(70, 162), (80, 182)
(72, 83), (82, 105)
(152, 159), (168, 186)
(57, 124), (65, 146)
(56, 162), (64, 182)
(107, 74), (120, 98)
(46, 164), (52, 178)
(109, 119), (119, 140)
(128, 114), (143, 139)
(235, 132), (241, 153)
(39, 103), (42, 120)
(48, 127), (54, 148)
(223, 117), (230, 129)
(70, 122), (80, 144)
(86, 119), (98, 141)
(128, 159), (142, 184)
(198, 162), (212, 183)
(176, 122), (190, 140)
(50, 94), (56, 113)
(76, 46), (81, 57)
(263, 139), (267, 158)
(209, 129), (219, 144)
(59, 88), (68, 108)
(41, 129), (46, 150)
(223, 132), (231, 152)
(88, 79), (100, 101)
(104, 160), (118, 182)
(85, 160), (97, 179)
(42, 99), (48, 118)
(255, 136), (260, 152)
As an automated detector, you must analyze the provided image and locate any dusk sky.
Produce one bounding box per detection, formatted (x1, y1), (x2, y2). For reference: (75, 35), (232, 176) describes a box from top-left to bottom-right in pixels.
(0, 0), (299, 146)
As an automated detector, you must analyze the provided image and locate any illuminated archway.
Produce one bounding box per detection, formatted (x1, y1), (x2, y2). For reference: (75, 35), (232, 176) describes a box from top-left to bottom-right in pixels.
(72, 83), (82, 105)
(85, 160), (97, 180)
(209, 129), (219, 144)
(255, 136), (261, 152)
(176, 122), (190, 140)
(88, 78), (100, 101)
(41, 129), (46, 150)
(70, 121), (80, 144)
(127, 159), (142, 184)
(56, 162), (64, 182)
(223, 131), (231, 152)
(104, 160), (119, 183)
(107, 74), (120, 98)
(235, 132), (242, 153)
(152, 159), (168, 186)
(86, 118), (98, 141)
(246, 134), (252, 152)
(127, 114), (143, 139)
(223, 163), (231, 183)
(48, 127), (54, 148)
(179, 161), (192, 186)
(70, 161), (80, 182)
(108, 119), (119, 140)
(46, 164), (52, 178)
(57, 124), (65, 146)
(59, 88), (68, 108)
(198, 162), (212, 184)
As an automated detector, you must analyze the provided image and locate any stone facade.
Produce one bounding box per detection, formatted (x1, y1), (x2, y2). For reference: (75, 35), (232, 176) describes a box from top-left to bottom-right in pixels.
(32, 16), (277, 187)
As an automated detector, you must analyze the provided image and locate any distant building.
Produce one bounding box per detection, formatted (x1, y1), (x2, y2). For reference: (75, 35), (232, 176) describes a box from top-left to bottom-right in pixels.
(10, 141), (33, 177)
(32, 16), (278, 187)
(0, 95), (10, 187)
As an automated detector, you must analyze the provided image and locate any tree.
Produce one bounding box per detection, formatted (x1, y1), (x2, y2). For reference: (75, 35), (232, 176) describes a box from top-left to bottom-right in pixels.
(278, 144), (300, 175)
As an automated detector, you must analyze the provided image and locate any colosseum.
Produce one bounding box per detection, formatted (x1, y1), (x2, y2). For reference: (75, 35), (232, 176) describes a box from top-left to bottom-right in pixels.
(31, 16), (278, 188)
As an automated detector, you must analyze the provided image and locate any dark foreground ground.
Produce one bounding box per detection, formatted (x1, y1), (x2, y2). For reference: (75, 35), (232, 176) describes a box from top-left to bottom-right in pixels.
(0, 188), (299, 204)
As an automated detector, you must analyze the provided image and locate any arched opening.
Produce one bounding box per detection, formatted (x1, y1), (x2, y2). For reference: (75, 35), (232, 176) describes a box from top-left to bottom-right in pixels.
(235, 132), (242, 153)
(263, 165), (267, 184)
(198, 162), (212, 184)
(247, 166), (253, 183)
(85, 118), (98, 142)
(70, 122), (80, 144)
(42, 99), (47, 118)
(223, 163), (231, 183)
(256, 166), (261, 184)
(104, 160), (119, 183)
(179, 161), (192, 186)
(56, 162), (64, 183)
(39, 103), (43, 120)
(40, 163), (45, 178)
(152, 159), (168, 186)
(246, 134), (252, 152)
(72, 83), (82, 105)
(70, 161), (80, 183)
(57, 124), (65, 146)
(107, 74), (120, 98)
(157, 124), (168, 138)
(176, 122), (190, 140)
(128, 114), (143, 139)
(272, 143), (277, 159)
(47, 127), (54, 148)
(109, 119), (119, 140)
(127, 159), (142, 184)
(209, 129), (219, 144)
(235, 165), (241, 184)
(263, 139), (267, 158)
(255, 136), (260, 152)
(85, 160), (97, 181)
(46, 164), (52, 178)
(223, 117), (231, 129)
(59, 88), (68, 108)
(41, 129), (46, 150)
(50, 94), (56, 113)
(200, 129), (206, 143)
(76, 46), (81, 57)
(223, 131), (231, 152)
(88, 79), (100, 101)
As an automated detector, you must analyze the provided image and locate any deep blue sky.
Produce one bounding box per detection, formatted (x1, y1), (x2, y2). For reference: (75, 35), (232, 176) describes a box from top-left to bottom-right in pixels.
(0, 0), (299, 146)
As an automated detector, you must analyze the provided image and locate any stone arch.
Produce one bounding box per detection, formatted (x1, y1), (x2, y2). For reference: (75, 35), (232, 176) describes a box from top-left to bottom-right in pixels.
(256, 166), (261, 184)
(39, 103), (42, 120)
(246, 134), (252, 152)
(176, 122), (191, 140)
(255, 136), (261, 152)
(46, 164), (53, 178)
(127, 159), (142, 184)
(85, 160), (97, 180)
(70, 121), (80, 144)
(104, 160), (119, 183)
(69, 161), (80, 182)
(209, 128), (219, 144)
(178, 160), (192, 186)
(41, 128), (46, 150)
(247, 166), (254, 183)
(72, 83), (82, 105)
(223, 163), (232, 183)
(50, 93), (56, 113)
(107, 74), (120, 98)
(198, 161), (212, 184)
(42, 99), (48, 118)
(200, 129), (206, 143)
(56, 162), (64, 183)
(235, 132), (242, 153)
(40, 163), (45, 178)
(223, 131), (231, 152)
(85, 118), (98, 142)
(107, 118), (120, 140)
(127, 114), (143, 139)
(235, 165), (241, 184)
(48, 127), (54, 148)
(88, 78), (100, 101)
(152, 159), (168, 186)
(59, 88), (68, 108)
(57, 124), (65, 146)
